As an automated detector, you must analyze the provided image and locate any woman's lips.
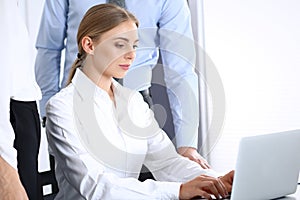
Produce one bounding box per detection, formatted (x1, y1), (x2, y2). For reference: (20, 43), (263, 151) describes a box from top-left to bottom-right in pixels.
(119, 64), (130, 70)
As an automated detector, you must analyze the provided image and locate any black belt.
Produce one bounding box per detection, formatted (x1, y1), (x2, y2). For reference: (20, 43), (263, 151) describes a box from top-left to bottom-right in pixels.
(139, 88), (153, 108)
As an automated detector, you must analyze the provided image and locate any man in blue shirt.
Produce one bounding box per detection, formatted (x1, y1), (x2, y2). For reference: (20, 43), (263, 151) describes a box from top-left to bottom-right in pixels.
(35, 0), (210, 170)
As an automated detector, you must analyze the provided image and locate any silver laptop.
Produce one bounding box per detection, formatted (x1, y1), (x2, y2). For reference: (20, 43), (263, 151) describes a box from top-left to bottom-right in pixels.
(230, 129), (300, 200)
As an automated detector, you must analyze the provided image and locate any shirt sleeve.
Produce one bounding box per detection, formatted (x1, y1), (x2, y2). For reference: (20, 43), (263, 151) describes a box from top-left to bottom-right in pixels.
(0, 0), (18, 169)
(131, 90), (218, 187)
(144, 130), (218, 182)
(138, 97), (218, 182)
(34, 0), (68, 118)
(46, 91), (182, 200)
(158, 0), (199, 149)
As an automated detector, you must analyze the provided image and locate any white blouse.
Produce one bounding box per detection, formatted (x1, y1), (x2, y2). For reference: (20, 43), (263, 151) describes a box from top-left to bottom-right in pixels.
(46, 70), (217, 200)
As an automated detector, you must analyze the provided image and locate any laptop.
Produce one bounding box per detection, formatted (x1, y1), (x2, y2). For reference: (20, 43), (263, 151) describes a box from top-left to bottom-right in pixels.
(230, 129), (300, 200)
(195, 130), (300, 200)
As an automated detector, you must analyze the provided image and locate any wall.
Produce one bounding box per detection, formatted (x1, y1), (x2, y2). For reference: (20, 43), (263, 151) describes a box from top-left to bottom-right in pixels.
(202, 0), (300, 173)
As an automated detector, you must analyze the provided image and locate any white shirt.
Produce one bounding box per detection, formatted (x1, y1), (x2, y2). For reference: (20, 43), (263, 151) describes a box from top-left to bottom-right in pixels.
(0, 0), (41, 169)
(46, 70), (217, 199)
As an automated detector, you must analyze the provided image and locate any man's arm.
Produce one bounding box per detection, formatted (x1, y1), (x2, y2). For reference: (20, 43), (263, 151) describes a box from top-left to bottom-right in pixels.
(35, 0), (69, 118)
(158, 0), (210, 168)
(0, 156), (28, 200)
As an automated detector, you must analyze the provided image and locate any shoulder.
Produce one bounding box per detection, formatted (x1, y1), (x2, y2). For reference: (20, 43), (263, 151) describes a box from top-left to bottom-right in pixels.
(161, 0), (188, 10)
(46, 84), (74, 113)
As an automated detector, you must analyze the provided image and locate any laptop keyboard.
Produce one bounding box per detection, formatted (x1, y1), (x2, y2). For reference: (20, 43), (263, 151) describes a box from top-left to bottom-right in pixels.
(191, 194), (231, 199)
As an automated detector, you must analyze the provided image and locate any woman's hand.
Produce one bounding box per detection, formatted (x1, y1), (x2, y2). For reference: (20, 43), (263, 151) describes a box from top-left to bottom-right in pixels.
(219, 170), (234, 193)
(179, 171), (234, 200)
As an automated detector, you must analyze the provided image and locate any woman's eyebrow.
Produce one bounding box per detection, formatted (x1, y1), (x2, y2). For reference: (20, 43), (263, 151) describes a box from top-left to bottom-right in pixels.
(113, 37), (139, 43)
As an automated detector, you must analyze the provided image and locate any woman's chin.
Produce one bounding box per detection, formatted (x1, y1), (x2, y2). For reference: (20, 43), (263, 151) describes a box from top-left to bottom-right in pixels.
(114, 73), (127, 80)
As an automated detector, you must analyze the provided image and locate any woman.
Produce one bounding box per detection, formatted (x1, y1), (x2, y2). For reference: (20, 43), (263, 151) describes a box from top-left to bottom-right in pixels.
(46, 4), (233, 199)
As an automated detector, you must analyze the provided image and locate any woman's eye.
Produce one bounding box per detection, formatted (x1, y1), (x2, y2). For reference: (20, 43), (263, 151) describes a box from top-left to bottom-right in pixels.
(133, 45), (138, 49)
(115, 43), (125, 48)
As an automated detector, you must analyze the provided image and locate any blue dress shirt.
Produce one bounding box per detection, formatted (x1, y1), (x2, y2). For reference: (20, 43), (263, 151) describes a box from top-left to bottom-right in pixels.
(35, 0), (199, 149)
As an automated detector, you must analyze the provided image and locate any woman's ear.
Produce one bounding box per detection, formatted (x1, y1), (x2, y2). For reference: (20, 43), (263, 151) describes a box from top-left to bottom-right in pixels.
(82, 36), (94, 55)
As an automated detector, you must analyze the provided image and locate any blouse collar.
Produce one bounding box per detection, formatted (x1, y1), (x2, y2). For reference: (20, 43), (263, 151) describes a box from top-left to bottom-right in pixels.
(71, 69), (122, 103)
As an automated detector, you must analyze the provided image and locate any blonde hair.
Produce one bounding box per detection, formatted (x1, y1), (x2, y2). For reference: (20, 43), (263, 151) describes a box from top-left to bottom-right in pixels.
(66, 3), (139, 85)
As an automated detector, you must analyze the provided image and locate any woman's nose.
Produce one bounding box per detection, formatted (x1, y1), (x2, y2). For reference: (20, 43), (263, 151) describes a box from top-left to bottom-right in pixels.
(125, 49), (136, 60)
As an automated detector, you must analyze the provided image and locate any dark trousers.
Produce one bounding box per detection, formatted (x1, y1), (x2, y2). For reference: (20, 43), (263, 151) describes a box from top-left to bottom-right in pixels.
(138, 89), (156, 181)
(10, 99), (43, 200)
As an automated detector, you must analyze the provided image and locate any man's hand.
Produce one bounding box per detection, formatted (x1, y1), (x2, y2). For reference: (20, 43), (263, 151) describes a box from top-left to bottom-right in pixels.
(0, 156), (28, 200)
(177, 147), (211, 169)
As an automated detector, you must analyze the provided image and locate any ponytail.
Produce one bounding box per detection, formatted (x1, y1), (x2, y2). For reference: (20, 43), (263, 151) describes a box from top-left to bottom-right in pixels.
(66, 52), (85, 86)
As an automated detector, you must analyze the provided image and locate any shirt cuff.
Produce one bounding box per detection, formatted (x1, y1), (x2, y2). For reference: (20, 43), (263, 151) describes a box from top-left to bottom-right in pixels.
(175, 130), (198, 149)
